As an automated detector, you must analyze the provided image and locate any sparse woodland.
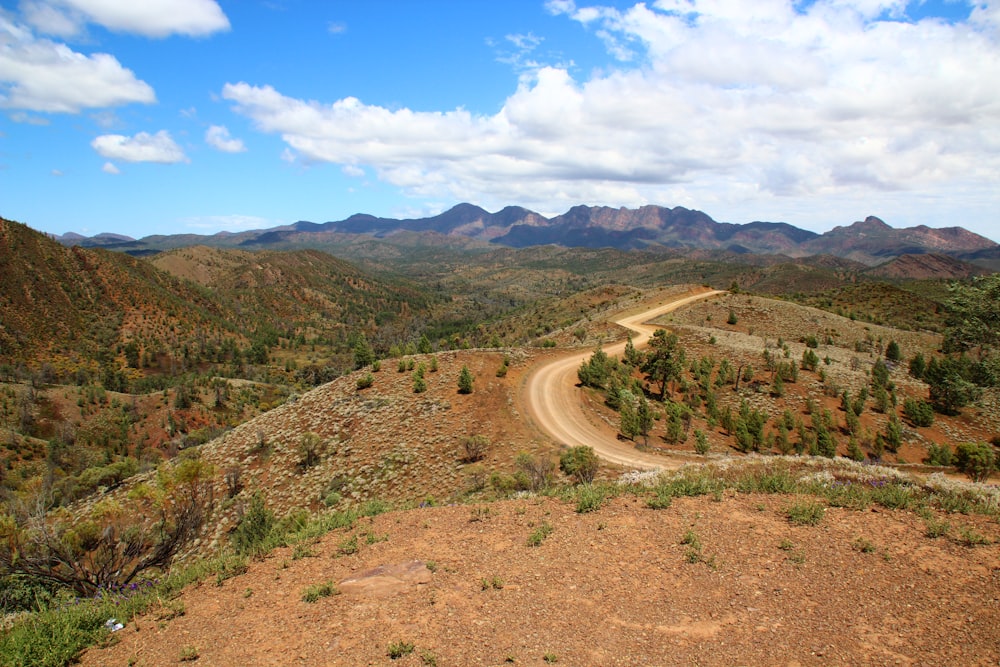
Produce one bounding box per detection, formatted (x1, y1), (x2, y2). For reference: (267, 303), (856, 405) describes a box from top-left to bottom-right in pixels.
(2, 218), (999, 666)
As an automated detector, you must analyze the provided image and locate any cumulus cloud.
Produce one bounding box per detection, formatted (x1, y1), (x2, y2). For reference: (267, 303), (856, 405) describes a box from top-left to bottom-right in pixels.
(22, 0), (230, 38)
(101, 161), (119, 174)
(91, 130), (187, 163)
(0, 17), (155, 112)
(223, 1), (1000, 226)
(205, 124), (246, 153)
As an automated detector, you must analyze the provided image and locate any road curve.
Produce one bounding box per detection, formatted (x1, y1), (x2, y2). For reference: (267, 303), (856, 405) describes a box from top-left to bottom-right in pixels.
(522, 288), (725, 470)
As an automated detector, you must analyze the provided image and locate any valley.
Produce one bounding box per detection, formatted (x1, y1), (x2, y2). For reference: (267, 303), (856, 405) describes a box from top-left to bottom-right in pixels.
(1, 213), (999, 666)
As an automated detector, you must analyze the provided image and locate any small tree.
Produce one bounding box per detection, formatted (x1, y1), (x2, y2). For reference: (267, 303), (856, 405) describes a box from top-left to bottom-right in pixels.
(457, 365), (474, 394)
(231, 493), (275, 557)
(846, 436), (865, 462)
(871, 358), (890, 390)
(954, 442), (995, 482)
(925, 356), (982, 415)
(883, 413), (902, 452)
(515, 452), (555, 491)
(353, 334), (376, 370)
(623, 335), (641, 366)
(902, 397), (934, 427)
(619, 397), (640, 442)
(693, 429), (710, 455)
(801, 348), (820, 372)
(356, 373), (375, 390)
(559, 446), (599, 484)
(885, 340), (901, 362)
(0, 459), (213, 596)
(635, 395), (653, 445)
(770, 372), (784, 397)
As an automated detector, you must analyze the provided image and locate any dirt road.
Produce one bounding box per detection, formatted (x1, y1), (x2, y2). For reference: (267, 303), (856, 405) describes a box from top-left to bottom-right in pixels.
(522, 288), (724, 470)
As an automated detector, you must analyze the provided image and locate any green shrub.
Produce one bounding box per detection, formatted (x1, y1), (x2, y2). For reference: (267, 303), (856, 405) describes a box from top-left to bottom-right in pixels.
(526, 522), (553, 547)
(957, 525), (991, 546)
(301, 581), (338, 603)
(356, 373), (374, 390)
(924, 517), (951, 538)
(954, 442), (996, 482)
(457, 365), (474, 394)
(786, 500), (825, 525)
(693, 429), (710, 455)
(870, 483), (919, 511)
(646, 490), (673, 510)
(388, 641), (416, 660)
(360, 498), (391, 516)
(480, 576), (504, 590)
(336, 534), (359, 556)
(852, 537), (876, 553)
(924, 443), (953, 467)
(231, 494), (276, 557)
(575, 484), (607, 513)
(736, 468), (797, 494)
(559, 446), (599, 484)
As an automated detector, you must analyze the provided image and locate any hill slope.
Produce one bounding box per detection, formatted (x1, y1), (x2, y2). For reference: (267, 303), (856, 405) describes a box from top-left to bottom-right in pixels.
(77, 471), (999, 666)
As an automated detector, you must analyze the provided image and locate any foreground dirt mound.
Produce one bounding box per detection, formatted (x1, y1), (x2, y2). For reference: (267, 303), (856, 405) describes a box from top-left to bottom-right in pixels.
(81, 492), (999, 666)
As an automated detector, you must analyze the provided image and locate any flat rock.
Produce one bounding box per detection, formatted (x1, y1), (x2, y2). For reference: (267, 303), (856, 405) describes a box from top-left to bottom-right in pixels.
(338, 560), (432, 597)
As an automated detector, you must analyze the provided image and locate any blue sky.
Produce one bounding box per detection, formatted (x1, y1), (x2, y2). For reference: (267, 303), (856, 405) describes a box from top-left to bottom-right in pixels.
(1, 0), (998, 242)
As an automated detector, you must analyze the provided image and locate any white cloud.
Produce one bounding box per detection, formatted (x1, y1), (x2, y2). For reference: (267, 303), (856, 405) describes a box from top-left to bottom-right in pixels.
(327, 21), (346, 35)
(205, 124), (246, 153)
(22, 0), (230, 38)
(91, 130), (187, 163)
(19, 0), (80, 37)
(101, 161), (119, 174)
(0, 17), (155, 112)
(223, 1), (1000, 231)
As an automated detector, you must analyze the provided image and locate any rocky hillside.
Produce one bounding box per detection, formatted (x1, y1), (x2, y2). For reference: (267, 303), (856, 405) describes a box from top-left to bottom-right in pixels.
(0, 220), (437, 381)
(77, 459), (1000, 667)
(0, 217), (231, 363)
(53, 205), (999, 266)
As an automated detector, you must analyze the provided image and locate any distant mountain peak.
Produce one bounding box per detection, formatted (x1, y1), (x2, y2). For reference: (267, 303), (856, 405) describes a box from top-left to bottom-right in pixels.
(849, 216), (891, 232)
(36, 204), (997, 267)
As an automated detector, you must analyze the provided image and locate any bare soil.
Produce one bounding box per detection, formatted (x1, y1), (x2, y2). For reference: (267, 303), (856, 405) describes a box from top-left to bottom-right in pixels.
(79, 492), (1000, 666)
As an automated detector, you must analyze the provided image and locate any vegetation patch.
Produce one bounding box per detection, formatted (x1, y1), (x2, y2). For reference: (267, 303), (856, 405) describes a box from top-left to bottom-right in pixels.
(526, 522), (554, 547)
(785, 500), (825, 526)
(301, 581), (338, 603)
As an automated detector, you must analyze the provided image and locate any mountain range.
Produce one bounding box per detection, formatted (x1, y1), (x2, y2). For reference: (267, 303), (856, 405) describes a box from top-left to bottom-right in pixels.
(52, 204), (1000, 268)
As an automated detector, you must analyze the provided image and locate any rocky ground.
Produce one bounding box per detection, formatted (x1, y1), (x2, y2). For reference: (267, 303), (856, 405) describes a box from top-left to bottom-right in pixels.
(79, 485), (1000, 666)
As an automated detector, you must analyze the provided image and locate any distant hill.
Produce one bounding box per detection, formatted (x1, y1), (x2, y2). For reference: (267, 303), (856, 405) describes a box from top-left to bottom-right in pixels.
(0, 218), (433, 379)
(54, 205), (999, 267)
(0, 217), (231, 363)
(863, 253), (992, 280)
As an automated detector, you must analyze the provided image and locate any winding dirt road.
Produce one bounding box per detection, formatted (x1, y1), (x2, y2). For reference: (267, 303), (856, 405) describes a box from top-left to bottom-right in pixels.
(523, 288), (725, 470)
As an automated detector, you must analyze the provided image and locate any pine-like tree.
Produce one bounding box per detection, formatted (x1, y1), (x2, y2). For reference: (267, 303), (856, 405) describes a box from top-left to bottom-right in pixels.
(457, 365), (474, 394)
